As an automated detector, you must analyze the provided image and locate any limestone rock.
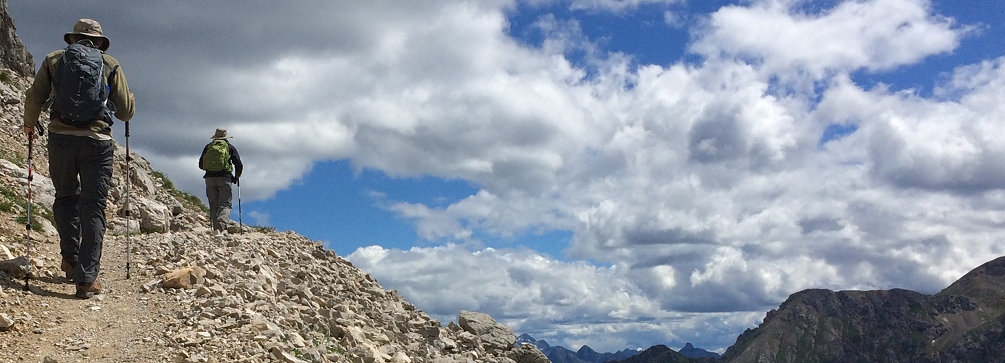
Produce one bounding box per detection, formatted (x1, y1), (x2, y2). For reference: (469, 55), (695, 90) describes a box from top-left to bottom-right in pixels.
(509, 344), (550, 363)
(161, 266), (207, 289)
(458, 310), (516, 352)
(0, 244), (13, 260)
(0, 312), (14, 331)
(0, 256), (27, 278)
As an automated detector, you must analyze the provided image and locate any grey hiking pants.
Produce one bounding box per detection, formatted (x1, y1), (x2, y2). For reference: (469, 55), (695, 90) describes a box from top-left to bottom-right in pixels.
(205, 176), (233, 231)
(48, 133), (114, 284)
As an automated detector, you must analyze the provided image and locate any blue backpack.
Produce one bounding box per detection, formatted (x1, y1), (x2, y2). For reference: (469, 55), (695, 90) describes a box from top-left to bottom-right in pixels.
(50, 40), (119, 128)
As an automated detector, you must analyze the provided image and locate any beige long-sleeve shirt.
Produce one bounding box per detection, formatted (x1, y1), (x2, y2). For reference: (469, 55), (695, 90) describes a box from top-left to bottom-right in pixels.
(23, 49), (135, 139)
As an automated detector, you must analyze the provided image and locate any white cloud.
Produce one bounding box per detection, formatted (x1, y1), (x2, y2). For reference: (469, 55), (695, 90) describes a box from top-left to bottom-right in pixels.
(347, 244), (753, 351)
(690, 0), (969, 81)
(521, 0), (685, 12)
(248, 210), (270, 226)
(663, 11), (686, 28)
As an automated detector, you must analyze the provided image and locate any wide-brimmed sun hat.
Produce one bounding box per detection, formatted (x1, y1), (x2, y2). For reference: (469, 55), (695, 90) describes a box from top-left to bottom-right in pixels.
(212, 128), (232, 139)
(63, 19), (110, 51)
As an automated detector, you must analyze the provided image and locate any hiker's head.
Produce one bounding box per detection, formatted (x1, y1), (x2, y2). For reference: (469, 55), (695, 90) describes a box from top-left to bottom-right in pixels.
(64, 19), (109, 51)
(212, 128), (232, 140)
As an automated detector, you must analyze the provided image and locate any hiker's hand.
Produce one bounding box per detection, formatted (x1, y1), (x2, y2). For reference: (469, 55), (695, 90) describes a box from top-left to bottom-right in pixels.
(23, 126), (34, 136)
(232, 176), (239, 185)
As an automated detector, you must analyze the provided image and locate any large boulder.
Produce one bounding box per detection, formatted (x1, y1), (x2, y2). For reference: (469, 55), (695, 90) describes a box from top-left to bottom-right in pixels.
(458, 310), (515, 353)
(509, 344), (550, 363)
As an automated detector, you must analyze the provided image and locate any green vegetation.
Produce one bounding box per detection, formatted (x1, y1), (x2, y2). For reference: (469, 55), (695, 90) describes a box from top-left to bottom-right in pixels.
(0, 185), (54, 232)
(0, 148), (26, 168)
(152, 171), (174, 189)
(152, 170), (208, 214)
(0, 69), (13, 85)
(250, 225), (276, 233)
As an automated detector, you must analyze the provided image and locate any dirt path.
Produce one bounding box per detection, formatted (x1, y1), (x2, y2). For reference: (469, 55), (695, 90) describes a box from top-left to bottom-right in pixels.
(1, 234), (184, 363)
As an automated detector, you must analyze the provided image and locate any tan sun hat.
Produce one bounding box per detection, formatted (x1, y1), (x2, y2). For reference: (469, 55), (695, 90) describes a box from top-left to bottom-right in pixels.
(212, 128), (232, 139)
(63, 19), (110, 51)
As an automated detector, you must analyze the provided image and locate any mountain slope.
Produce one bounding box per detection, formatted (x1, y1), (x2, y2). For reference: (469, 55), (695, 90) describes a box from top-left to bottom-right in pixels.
(721, 256), (1005, 363)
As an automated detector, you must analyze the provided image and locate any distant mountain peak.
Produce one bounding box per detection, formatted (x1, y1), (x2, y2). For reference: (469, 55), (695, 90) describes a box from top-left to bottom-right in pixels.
(517, 334), (641, 363)
(679, 342), (721, 359)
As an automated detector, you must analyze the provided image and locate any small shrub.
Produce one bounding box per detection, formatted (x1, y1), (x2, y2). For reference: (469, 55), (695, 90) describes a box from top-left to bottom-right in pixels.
(0, 199), (14, 213)
(16, 215), (43, 232)
(151, 169), (209, 214)
(0, 69), (12, 85)
(151, 171), (174, 190)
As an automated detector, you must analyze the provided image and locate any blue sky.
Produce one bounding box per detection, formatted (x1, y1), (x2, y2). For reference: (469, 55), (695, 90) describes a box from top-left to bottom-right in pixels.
(10, 0), (1005, 354)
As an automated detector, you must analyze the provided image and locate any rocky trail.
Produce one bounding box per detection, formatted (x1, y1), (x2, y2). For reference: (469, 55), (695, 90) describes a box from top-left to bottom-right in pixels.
(1, 233), (180, 362)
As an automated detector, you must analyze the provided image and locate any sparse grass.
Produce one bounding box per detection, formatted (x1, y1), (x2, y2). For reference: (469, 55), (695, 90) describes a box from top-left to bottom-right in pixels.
(0, 69), (13, 86)
(0, 148), (26, 168)
(0, 186), (20, 203)
(16, 215), (42, 232)
(152, 171), (174, 189)
(152, 170), (209, 214)
(251, 225), (276, 233)
(0, 185), (53, 231)
(0, 198), (14, 213)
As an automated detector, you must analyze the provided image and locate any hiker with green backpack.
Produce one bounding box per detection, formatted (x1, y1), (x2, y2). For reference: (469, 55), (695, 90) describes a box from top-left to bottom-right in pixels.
(22, 19), (136, 299)
(199, 128), (243, 233)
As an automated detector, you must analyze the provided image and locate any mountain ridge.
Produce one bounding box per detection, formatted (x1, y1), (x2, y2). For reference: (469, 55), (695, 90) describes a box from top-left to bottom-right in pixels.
(720, 256), (1005, 362)
(517, 333), (641, 363)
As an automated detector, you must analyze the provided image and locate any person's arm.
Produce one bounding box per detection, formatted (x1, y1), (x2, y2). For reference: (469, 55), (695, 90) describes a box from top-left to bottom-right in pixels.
(104, 54), (135, 122)
(198, 144), (209, 170)
(23, 51), (58, 133)
(230, 144), (243, 179)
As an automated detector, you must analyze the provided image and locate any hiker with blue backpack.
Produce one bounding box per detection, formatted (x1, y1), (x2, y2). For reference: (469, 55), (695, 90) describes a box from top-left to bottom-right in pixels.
(199, 128), (243, 234)
(22, 19), (136, 299)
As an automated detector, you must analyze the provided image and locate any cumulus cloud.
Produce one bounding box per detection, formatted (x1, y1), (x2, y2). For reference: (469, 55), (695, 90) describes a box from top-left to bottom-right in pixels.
(347, 244), (759, 351)
(690, 0), (970, 82)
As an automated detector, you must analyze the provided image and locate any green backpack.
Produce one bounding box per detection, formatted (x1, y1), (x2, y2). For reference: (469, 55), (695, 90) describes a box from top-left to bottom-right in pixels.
(202, 139), (232, 172)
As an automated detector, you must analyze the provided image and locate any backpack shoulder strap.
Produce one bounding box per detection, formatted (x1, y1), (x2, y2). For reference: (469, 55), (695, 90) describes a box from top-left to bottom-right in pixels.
(107, 64), (120, 90)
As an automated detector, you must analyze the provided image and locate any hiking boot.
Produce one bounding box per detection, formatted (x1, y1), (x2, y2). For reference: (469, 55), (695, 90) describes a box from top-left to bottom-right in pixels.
(60, 257), (77, 281)
(75, 281), (102, 299)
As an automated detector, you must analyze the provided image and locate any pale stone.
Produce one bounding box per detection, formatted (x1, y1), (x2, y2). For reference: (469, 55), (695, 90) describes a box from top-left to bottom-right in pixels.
(0, 312), (14, 331)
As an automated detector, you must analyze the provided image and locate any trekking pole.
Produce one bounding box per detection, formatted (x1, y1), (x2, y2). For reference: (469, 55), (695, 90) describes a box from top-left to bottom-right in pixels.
(23, 132), (34, 291)
(237, 178), (243, 233)
(124, 121), (132, 279)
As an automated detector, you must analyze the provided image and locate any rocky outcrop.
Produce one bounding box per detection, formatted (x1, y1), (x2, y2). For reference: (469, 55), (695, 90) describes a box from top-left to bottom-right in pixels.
(721, 256), (1005, 363)
(0, 0), (33, 76)
(458, 310), (516, 353)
